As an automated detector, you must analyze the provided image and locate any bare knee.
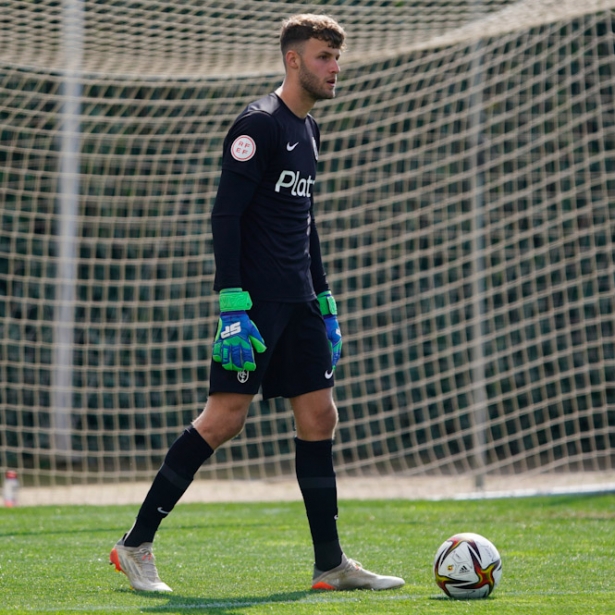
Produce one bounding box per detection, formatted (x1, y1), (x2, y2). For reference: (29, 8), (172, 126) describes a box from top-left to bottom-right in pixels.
(314, 400), (338, 435)
(192, 392), (252, 450)
(292, 390), (338, 441)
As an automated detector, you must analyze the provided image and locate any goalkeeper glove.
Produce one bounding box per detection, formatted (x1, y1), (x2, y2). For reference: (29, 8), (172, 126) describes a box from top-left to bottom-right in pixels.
(212, 289), (266, 372)
(318, 290), (342, 370)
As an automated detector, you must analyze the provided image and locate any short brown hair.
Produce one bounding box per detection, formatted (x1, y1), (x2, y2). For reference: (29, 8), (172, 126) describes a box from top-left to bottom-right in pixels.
(280, 13), (346, 54)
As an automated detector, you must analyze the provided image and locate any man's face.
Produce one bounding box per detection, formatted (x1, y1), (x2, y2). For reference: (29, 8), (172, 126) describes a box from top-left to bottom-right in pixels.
(296, 37), (341, 101)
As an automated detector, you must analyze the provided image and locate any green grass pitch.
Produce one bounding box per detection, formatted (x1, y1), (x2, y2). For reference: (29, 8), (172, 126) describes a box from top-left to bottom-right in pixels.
(0, 494), (613, 614)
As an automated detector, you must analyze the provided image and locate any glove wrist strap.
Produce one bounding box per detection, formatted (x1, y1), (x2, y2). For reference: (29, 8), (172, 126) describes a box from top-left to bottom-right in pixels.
(317, 291), (337, 316)
(220, 288), (253, 312)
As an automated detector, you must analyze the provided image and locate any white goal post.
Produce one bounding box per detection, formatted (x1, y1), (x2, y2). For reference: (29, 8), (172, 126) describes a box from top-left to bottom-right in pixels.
(1, 0), (615, 497)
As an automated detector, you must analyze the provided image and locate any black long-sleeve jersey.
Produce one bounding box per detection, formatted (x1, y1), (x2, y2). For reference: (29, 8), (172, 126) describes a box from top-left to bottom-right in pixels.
(211, 93), (329, 302)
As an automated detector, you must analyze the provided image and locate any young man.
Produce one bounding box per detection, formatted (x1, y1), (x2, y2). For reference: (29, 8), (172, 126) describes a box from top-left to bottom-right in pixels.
(110, 13), (405, 593)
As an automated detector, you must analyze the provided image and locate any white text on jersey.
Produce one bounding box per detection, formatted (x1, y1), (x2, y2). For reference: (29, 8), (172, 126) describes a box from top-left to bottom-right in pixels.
(275, 170), (315, 197)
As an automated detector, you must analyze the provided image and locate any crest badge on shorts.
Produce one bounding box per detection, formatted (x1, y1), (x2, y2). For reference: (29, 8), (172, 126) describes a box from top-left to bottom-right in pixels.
(237, 370), (249, 384)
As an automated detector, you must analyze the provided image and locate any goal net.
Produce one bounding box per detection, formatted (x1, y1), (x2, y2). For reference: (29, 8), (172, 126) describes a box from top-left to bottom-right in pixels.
(2, 0), (615, 496)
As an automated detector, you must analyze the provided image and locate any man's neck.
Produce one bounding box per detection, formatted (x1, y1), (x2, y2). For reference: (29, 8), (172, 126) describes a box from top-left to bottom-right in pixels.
(275, 84), (314, 119)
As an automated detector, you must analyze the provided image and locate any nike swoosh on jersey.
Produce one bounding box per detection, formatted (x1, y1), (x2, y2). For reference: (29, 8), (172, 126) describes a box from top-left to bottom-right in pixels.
(325, 370), (334, 379)
(286, 142), (299, 151)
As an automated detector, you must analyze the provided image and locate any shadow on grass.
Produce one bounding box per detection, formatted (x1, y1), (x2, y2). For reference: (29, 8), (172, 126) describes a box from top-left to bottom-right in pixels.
(428, 594), (498, 601)
(133, 590), (311, 613)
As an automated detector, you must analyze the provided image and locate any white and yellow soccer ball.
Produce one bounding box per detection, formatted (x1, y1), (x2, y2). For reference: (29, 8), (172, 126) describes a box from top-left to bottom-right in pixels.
(434, 532), (502, 599)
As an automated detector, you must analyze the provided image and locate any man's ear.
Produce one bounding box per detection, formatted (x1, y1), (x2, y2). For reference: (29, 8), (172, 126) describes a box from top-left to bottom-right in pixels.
(285, 49), (300, 70)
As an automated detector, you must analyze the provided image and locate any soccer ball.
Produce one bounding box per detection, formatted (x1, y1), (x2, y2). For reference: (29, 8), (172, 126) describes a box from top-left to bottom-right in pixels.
(433, 532), (502, 599)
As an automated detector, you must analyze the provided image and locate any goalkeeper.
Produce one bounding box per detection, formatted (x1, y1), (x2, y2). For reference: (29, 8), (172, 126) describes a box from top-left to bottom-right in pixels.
(110, 13), (404, 593)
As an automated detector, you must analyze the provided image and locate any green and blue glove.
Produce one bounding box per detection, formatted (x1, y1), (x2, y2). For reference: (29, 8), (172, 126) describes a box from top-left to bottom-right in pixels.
(212, 288), (266, 372)
(318, 290), (342, 370)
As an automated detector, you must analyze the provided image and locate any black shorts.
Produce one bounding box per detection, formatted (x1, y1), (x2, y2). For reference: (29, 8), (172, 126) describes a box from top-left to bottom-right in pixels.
(209, 299), (334, 399)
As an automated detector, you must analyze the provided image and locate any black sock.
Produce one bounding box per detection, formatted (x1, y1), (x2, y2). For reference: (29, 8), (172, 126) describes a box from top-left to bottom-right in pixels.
(124, 426), (214, 547)
(295, 437), (343, 571)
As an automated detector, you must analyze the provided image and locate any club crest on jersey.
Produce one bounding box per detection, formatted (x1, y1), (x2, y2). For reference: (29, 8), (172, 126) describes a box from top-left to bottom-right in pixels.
(312, 137), (319, 161)
(231, 135), (256, 161)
